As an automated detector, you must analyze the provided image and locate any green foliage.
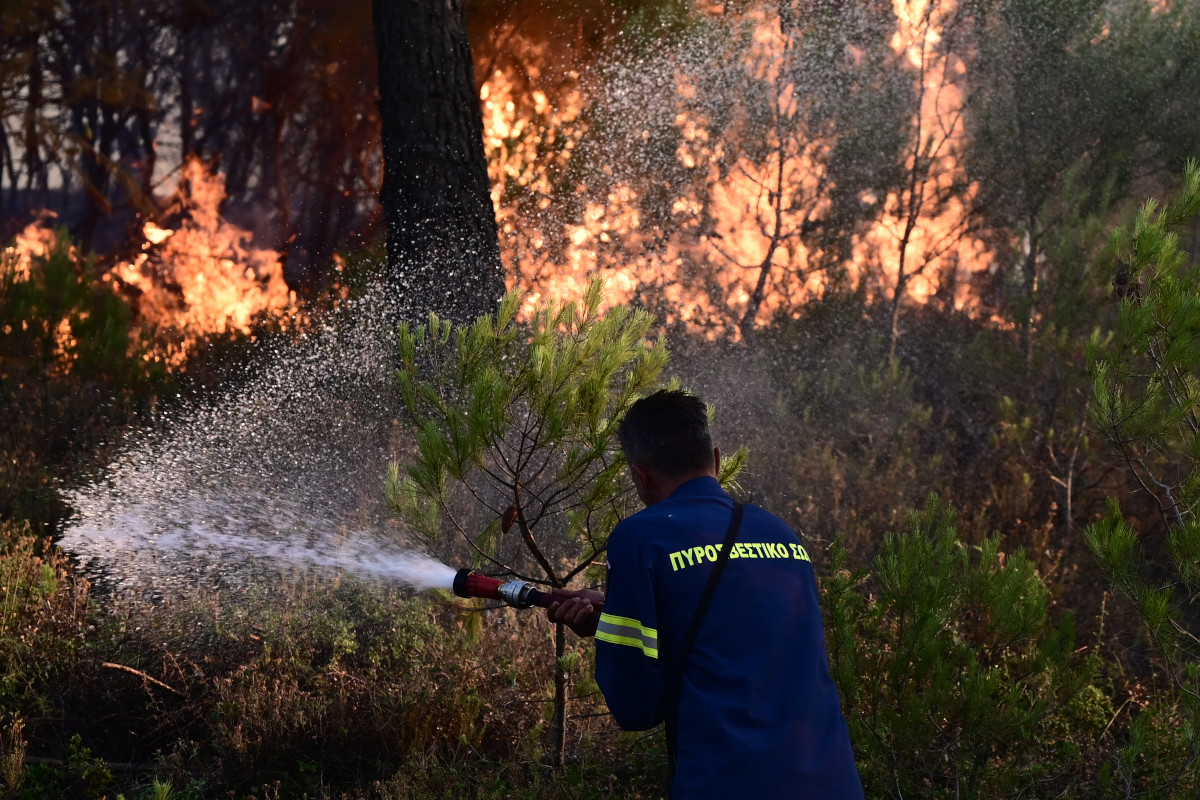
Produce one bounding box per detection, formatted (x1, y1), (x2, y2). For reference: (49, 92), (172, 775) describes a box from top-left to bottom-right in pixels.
(141, 778), (178, 800)
(824, 495), (1100, 799)
(0, 231), (171, 532)
(1088, 160), (1200, 790)
(66, 734), (114, 799)
(0, 522), (86, 717)
(1093, 696), (1200, 799)
(961, 0), (1200, 349)
(388, 278), (672, 587)
(168, 578), (641, 794)
(147, 582), (484, 784)
(388, 279), (749, 768)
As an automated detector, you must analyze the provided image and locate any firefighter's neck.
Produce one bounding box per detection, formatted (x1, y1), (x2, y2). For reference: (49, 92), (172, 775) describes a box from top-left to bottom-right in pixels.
(630, 448), (722, 506)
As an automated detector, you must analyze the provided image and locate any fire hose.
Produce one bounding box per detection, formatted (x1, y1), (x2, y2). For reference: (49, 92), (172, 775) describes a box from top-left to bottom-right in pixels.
(450, 506), (601, 626)
(451, 568), (559, 609)
(450, 567), (603, 638)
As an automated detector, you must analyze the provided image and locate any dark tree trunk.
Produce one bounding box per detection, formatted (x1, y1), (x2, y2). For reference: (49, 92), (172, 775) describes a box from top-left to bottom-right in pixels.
(372, 0), (504, 324)
(179, 31), (194, 159)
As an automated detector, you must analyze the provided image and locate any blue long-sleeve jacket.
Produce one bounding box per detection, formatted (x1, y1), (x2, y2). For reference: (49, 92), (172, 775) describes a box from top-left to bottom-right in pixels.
(594, 476), (863, 800)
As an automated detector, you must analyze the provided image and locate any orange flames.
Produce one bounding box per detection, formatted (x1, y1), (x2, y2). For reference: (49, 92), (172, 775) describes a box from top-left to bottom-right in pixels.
(109, 158), (297, 365)
(4, 159), (297, 368)
(854, 0), (992, 314)
(484, 0), (995, 335)
(2, 211), (65, 281)
(6, 1), (1000, 359)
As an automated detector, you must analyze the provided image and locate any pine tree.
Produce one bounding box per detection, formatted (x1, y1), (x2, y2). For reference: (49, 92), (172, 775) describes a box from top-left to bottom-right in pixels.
(387, 278), (745, 766)
(1088, 160), (1200, 794)
(823, 496), (1097, 798)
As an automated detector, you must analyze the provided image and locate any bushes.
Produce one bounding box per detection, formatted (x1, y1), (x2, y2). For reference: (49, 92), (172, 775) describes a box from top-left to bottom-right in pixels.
(0, 523), (88, 720)
(198, 584), (489, 777)
(823, 496), (1103, 798)
(151, 581), (657, 796)
(0, 542), (617, 797)
(762, 297), (942, 554)
(0, 233), (172, 533)
(0, 495), (1143, 799)
(0, 522), (92, 799)
(1087, 160), (1200, 796)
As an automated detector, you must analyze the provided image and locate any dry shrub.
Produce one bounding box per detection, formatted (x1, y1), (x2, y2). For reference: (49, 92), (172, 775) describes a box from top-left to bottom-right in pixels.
(0, 523), (90, 714)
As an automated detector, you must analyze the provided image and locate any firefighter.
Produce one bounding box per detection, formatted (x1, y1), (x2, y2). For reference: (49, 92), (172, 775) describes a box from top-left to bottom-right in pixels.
(548, 389), (863, 799)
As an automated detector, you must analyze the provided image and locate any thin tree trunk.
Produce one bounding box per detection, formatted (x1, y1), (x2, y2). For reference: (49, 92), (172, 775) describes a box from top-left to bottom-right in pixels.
(739, 110), (787, 342)
(1018, 234), (1039, 367)
(551, 621), (568, 767)
(179, 32), (194, 159)
(24, 42), (47, 202)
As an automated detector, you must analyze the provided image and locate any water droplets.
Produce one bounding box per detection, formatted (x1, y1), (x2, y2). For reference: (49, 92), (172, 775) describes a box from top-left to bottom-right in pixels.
(59, 282), (455, 596)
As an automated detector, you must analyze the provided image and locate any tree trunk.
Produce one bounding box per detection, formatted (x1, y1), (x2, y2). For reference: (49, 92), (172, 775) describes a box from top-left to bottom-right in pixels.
(1017, 233), (1039, 367)
(372, 0), (505, 325)
(551, 621), (568, 767)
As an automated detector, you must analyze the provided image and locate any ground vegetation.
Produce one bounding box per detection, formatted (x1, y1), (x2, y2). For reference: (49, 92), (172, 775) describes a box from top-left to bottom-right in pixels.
(2, 0), (1200, 797)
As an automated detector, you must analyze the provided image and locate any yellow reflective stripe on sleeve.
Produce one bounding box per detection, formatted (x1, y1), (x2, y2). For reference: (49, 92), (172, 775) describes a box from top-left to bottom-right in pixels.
(596, 612), (659, 659)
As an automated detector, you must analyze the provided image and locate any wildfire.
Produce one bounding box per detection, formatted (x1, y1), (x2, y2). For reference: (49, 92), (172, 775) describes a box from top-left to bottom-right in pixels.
(851, 0), (992, 314)
(109, 157), (297, 366)
(6, 1), (1002, 358)
(4, 159), (297, 369)
(481, 0), (996, 337)
(2, 211), (64, 281)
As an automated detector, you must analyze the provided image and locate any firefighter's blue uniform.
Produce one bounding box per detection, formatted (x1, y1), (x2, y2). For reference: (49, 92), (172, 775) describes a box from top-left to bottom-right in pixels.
(594, 476), (863, 799)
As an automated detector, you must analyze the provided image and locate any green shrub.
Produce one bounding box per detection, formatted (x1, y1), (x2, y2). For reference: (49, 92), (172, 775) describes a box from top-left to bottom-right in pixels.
(823, 495), (1102, 799)
(764, 298), (939, 556)
(1088, 160), (1200, 795)
(1, 231), (171, 532)
(0, 523), (87, 717)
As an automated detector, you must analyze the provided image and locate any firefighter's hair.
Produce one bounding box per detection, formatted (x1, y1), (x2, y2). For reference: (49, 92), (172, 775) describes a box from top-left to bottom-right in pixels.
(617, 389), (714, 479)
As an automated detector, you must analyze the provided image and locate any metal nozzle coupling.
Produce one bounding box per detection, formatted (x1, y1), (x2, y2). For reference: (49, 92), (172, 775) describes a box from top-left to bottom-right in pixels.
(496, 579), (542, 609)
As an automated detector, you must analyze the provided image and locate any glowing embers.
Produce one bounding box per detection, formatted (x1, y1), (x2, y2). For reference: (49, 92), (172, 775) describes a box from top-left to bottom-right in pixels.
(110, 157), (296, 365)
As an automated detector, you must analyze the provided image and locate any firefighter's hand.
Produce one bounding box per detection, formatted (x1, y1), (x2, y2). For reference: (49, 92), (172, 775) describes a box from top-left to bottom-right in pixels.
(546, 589), (604, 638)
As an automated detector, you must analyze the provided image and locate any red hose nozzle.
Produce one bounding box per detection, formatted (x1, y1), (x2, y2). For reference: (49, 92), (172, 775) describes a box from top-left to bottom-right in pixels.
(453, 568), (502, 601)
(452, 568), (552, 609)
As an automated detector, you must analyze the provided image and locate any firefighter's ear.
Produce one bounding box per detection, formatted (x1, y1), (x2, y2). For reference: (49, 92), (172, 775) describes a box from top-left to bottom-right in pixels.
(629, 461), (656, 505)
(713, 447), (721, 476)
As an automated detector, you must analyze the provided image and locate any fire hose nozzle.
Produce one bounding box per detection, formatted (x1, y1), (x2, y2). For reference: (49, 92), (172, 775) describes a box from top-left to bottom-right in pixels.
(452, 568), (552, 609)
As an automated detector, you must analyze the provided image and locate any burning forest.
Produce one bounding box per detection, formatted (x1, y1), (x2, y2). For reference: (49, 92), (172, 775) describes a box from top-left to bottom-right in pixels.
(3, 0), (1200, 797)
